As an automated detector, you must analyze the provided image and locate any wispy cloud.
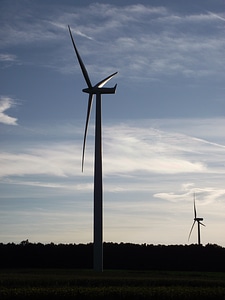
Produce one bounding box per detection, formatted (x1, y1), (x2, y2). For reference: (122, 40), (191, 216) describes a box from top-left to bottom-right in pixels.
(0, 144), (80, 178)
(0, 53), (17, 62)
(1, 177), (92, 192)
(206, 11), (225, 22)
(0, 53), (19, 69)
(154, 184), (225, 204)
(49, 22), (93, 40)
(67, 27), (93, 40)
(103, 122), (225, 176)
(61, 3), (225, 80)
(0, 97), (18, 125)
(1, 3), (224, 81)
(1, 119), (224, 198)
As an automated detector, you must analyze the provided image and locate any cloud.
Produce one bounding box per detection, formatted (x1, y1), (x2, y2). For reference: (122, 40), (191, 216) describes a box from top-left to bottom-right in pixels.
(1, 177), (93, 192)
(0, 97), (18, 125)
(154, 185), (225, 204)
(102, 123), (225, 176)
(67, 27), (93, 40)
(0, 144), (80, 178)
(207, 11), (225, 22)
(73, 4), (224, 82)
(0, 53), (17, 62)
(1, 119), (224, 198)
(1, 2), (224, 81)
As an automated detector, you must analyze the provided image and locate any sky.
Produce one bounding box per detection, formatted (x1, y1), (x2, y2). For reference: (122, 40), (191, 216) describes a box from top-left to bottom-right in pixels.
(0, 0), (225, 247)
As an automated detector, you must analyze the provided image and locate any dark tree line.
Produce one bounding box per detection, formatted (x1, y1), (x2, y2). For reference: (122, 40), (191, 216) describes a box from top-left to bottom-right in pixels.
(0, 241), (224, 271)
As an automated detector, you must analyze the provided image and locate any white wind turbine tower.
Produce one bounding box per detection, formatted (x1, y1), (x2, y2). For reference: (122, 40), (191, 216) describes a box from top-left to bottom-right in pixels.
(188, 192), (206, 245)
(68, 26), (117, 272)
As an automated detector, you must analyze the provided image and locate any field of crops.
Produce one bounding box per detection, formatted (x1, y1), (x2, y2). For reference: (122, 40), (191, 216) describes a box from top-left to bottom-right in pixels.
(0, 268), (225, 299)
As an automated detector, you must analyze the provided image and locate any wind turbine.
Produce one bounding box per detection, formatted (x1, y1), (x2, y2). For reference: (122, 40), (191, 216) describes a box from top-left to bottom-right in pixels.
(188, 193), (205, 245)
(68, 26), (117, 272)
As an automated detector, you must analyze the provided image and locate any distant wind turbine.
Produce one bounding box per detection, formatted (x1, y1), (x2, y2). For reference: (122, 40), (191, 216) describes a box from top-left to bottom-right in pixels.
(68, 26), (117, 272)
(188, 193), (205, 245)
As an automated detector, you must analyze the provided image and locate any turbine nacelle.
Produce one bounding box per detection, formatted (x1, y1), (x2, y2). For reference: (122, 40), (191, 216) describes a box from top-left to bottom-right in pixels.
(83, 85), (117, 94)
(195, 217), (203, 222)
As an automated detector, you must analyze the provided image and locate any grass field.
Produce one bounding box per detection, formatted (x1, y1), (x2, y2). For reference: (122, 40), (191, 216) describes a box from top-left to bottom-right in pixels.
(0, 268), (225, 299)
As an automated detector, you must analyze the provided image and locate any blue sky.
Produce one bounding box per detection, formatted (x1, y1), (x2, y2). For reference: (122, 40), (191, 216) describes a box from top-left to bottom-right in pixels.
(0, 0), (225, 246)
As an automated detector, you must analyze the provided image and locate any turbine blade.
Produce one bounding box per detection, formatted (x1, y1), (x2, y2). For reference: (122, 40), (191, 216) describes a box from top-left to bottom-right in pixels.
(188, 220), (196, 241)
(199, 222), (206, 227)
(82, 94), (93, 172)
(194, 192), (197, 218)
(68, 26), (92, 89)
(94, 72), (118, 88)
